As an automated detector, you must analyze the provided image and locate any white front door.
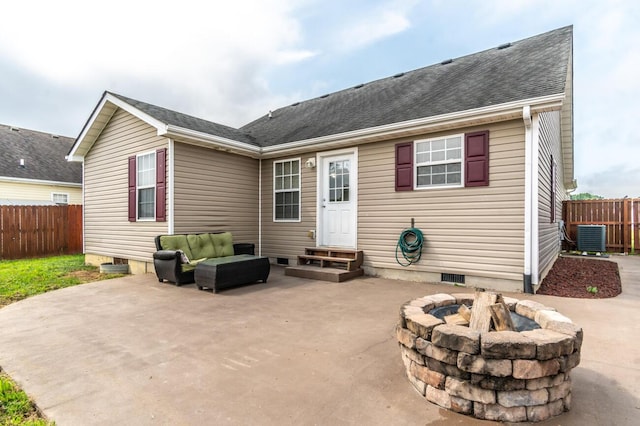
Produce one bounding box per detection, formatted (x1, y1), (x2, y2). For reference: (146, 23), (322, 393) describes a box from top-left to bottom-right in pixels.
(318, 151), (357, 248)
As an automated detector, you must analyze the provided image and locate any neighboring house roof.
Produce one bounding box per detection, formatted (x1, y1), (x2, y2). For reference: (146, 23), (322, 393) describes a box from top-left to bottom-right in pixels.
(242, 26), (572, 146)
(0, 124), (82, 184)
(69, 26), (573, 179)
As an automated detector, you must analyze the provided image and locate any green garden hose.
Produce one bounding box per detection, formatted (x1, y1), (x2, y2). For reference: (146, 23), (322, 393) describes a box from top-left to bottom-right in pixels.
(396, 227), (424, 266)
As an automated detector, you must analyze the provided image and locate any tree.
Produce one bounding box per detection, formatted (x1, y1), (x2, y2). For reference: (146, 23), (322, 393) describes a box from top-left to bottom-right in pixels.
(570, 192), (604, 200)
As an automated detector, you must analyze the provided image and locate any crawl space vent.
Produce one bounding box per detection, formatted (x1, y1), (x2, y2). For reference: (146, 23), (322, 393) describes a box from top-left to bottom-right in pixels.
(277, 257), (289, 265)
(441, 273), (465, 284)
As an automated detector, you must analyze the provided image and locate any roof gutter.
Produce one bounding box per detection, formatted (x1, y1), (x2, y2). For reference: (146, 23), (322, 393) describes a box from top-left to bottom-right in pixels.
(162, 125), (262, 158)
(261, 94), (564, 158)
(0, 176), (82, 187)
(68, 92), (564, 163)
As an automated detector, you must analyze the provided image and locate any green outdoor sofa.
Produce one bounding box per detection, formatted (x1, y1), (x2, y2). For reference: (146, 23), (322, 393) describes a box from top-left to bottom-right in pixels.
(153, 232), (270, 292)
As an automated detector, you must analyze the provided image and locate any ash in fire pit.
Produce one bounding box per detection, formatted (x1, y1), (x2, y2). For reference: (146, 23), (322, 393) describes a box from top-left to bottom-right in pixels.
(397, 291), (582, 423)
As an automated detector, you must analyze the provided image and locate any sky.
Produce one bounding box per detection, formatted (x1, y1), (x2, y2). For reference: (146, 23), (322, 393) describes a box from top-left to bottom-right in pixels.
(0, 0), (638, 197)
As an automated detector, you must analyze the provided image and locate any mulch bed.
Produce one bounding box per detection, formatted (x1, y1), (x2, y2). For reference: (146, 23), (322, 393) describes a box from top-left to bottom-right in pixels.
(537, 256), (622, 298)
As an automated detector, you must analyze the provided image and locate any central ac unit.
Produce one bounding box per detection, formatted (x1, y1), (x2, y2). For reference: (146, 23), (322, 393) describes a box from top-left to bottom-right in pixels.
(577, 225), (606, 252)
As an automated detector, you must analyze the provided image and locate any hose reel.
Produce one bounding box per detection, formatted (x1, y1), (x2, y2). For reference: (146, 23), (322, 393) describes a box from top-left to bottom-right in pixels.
(396, 220), (424, 266)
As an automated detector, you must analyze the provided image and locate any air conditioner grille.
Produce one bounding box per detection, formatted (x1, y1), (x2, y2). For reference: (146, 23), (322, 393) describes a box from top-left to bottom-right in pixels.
(577, 225), (606, 252)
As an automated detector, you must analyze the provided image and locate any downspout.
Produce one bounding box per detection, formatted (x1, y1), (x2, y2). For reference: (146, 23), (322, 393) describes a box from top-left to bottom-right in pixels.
(259, 159), (262, 256)
(82, 160), (86, 253)
(523, 106), (534, 293)
(531, 114), (540, 287)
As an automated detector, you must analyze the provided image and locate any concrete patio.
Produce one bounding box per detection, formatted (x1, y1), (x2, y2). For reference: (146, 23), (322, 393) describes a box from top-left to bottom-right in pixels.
(0, 256), (639, 425)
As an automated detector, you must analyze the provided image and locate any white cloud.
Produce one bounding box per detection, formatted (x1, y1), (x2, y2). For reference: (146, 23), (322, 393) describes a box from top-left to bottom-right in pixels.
(331, 0), (417, 51)
(569, 0), (640, 197)
(0, 0), (313, 126)
(577, 165), (640, 198)
(1, 0), (639, 202)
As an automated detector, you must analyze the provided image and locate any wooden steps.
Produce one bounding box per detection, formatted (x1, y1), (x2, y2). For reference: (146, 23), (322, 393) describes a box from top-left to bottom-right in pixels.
(285, 247), (364, 282)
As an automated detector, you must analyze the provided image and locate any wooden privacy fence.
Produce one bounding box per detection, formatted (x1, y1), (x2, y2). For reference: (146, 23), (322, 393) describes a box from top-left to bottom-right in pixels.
(0, 205), (83, 260)
(562, 198), (639, 253)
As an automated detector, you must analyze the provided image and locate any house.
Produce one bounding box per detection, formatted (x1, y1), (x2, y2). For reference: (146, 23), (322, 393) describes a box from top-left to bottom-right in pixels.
(68, 26), (575, 292)
(0, 124), (82, 205)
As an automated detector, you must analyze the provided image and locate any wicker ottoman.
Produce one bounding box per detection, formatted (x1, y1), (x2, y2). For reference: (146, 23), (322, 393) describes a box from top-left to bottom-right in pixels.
(194, 255), (270, 293)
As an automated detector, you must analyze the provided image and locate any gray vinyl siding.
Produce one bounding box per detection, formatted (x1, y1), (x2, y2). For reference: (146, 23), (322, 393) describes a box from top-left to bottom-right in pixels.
(359, 121), (525, 284)
(260, 120), (526, 284)
(537, 111), (565, 279)
(560, 54), (573, 183)
(173, 142), (259, 244)
(83, 108), (169, 261)
(261, 156), (317, 261)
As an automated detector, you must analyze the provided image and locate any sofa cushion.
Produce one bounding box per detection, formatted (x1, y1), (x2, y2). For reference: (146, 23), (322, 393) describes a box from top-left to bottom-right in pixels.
(211, 232), (234, 257)
(187, 234), (217, 260)
(159, 235), (193, 260)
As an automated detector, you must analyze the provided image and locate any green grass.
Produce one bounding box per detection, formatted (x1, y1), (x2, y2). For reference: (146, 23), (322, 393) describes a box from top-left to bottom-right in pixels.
(0, 372), (51, 425)
(0, 255), (122, 307)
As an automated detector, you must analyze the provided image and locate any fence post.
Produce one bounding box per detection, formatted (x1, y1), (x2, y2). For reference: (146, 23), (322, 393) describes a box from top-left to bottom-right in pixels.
(623, 198), (630, 254)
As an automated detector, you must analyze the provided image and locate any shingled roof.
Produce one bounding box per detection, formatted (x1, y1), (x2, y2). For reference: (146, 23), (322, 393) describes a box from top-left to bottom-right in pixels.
(0, 124), (82, 183)
(72, 26), (572, 157)
(241, 26), (572, 146)
(108, 93), (258, 146)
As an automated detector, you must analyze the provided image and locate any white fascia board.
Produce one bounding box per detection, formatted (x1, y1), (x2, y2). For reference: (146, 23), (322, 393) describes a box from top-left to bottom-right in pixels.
(68, 93), (167, 160)
(68, 95), (113, 160)
(106, 93), (168, 132)
(162, 125), (261, 157)
(262, 94), (565, 157)
(0, 176), (82, 187)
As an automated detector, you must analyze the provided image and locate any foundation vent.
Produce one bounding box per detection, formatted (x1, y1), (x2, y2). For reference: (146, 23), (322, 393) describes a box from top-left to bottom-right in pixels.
(441, 273), (465, 284)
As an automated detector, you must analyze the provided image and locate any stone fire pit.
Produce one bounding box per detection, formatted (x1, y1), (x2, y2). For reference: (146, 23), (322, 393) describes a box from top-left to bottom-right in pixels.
(396, 293), (582, 422)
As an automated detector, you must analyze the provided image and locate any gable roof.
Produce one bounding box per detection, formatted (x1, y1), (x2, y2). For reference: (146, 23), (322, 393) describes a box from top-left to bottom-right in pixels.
(70, 26), (572, 165)
(0, 124), (82, 184)
(68, 92), (260, 161)
(108, 93), (257, 146)
(242, 26), (572, 146)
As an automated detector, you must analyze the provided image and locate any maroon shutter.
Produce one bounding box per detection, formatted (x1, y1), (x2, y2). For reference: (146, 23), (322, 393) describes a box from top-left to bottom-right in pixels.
(128, 156), (136, 222)
(395, 142), (413, 191)
(156, 148), (167, 222)
(464, 131), (489, 187)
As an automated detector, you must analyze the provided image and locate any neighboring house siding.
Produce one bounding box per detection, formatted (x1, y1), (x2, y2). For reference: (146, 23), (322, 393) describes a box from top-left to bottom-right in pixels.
(173, 142), (259, 244)
(84, 109), (168, 262)
(261, 155), (317, 261)
(358, 121), (526, 288)
(0, 181), (82, 204)
(537, 111), (565, 280)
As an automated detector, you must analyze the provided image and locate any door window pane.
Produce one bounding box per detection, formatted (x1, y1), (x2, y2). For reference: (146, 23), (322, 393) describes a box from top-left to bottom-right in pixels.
(328, 160), (350, 203)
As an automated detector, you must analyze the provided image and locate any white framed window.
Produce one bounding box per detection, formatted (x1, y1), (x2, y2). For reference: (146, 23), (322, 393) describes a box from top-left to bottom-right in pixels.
(137, 151), (156, 220)
(51, 192), (69, 205)
(415, 134), (464, 189)
(273, 158), (300, 221)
